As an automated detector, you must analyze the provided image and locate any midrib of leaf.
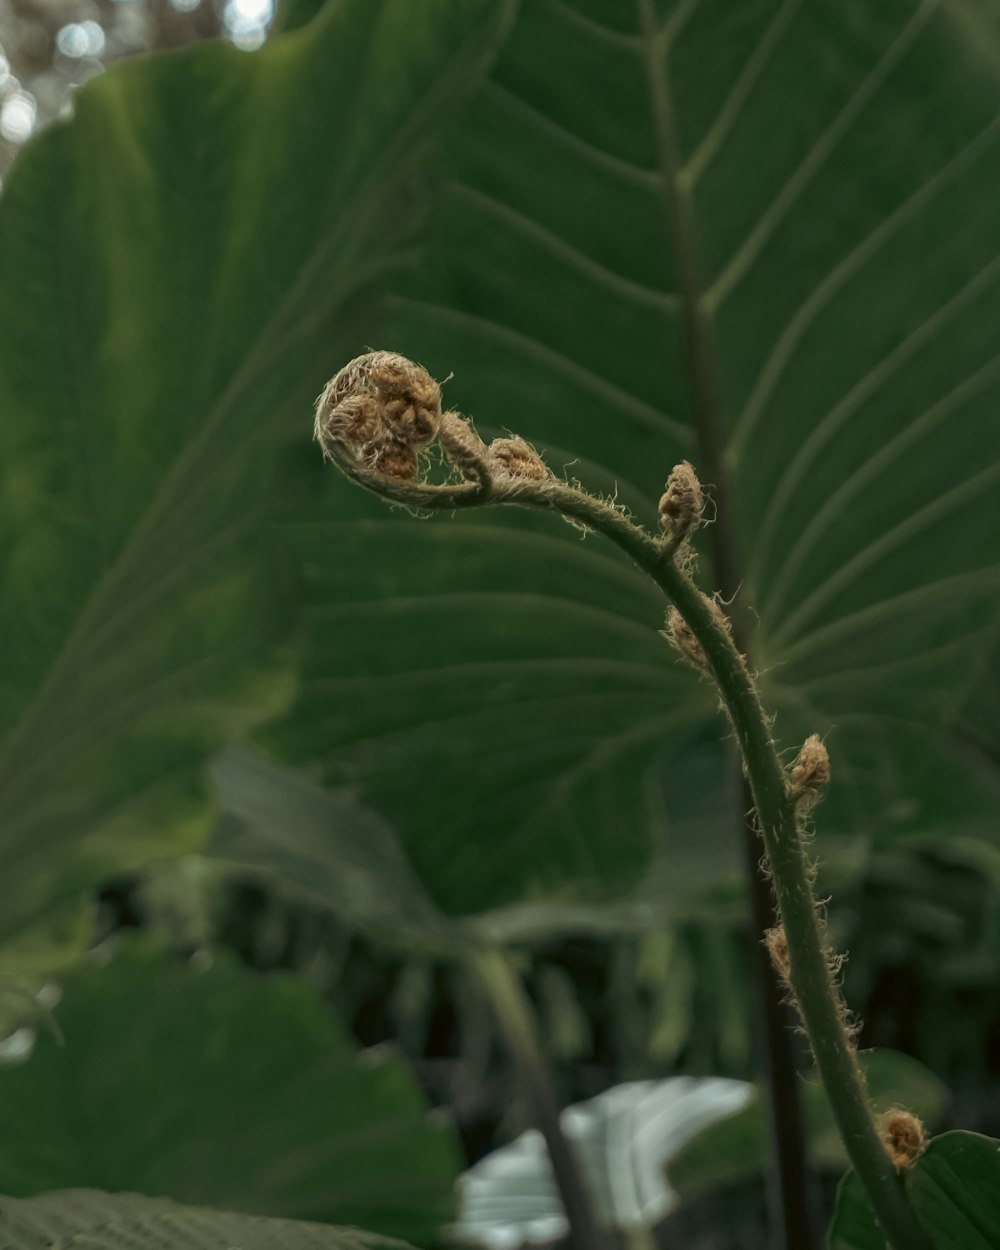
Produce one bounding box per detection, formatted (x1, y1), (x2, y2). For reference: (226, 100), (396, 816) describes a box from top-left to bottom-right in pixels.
(630, 0), (998, 692)
(634, 0), (743, 607)
(633, 6), (816, 1246)
(0, 9), (505, 809)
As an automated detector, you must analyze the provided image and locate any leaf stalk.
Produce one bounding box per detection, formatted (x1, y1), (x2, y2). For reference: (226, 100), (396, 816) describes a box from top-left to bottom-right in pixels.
(469, 946), (608, 1250)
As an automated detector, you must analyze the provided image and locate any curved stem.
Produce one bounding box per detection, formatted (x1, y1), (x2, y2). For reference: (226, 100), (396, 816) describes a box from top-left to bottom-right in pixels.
(468, 946), (608, 1250)
(321, 412), (931, 1248)
(472, 481), (932, 1250)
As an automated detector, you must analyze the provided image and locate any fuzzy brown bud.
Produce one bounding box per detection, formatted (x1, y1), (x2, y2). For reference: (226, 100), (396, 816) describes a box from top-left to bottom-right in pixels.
(314, 351), (441, 469)
(490, 436), (549, 481)
(764, 924), (792, 988)
(880, 1111), (927, 1171)
(658, 461), (704, 537)
(788, 734), (830, 804)
(663, 597), (732, 670)
(665, 607), (706, 667)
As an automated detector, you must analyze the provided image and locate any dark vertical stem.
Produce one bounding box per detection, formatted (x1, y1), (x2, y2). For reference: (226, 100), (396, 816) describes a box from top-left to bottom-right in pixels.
(635, 4), (819, 1246)
(469, 946), (608, 1250)
(741, 778), (823, 1248)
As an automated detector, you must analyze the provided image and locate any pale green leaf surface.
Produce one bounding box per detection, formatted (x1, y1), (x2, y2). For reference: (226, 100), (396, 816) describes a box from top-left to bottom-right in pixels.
(0, 944), (460, 1242)
(209, 740), (739, 945)
(210, 745), (457, 950)
(453, 1076), (754, 1243)
(0, 1190), (413, 1250)
(829, 1130), (1000, 1250)
(273, 0), (1000, 910)
(0, 0), (513, 963)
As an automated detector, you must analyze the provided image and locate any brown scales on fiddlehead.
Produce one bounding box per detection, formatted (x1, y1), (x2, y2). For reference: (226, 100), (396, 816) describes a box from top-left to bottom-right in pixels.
(314, 351), (555, 509)
(788, 734), (831, 809)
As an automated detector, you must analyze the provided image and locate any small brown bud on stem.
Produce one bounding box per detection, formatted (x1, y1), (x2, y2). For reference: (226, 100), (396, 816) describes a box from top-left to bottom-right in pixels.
(788, 734), (831, 806)
(659, 461), (704, 539)
(764, 924), (793, 988)
(490, 435), (550, 480)
(767, 920), (858, 1055)
(665, 606), (707, 667)
(880, 1111), (927, 1171)
(664, 597), (733, 671)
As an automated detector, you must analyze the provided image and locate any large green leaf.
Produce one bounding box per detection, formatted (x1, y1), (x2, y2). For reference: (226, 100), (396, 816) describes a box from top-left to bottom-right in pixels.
(272, 0), (1000, 911)
(0, 943), (460, 1242)
(829, 1131), (1000, 1250)
(0, 1190), (412, 1250)
(0, 0), (514, 966)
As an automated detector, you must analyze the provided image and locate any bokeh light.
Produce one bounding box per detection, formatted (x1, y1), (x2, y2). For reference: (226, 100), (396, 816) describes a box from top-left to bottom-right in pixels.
(0, 91), (36, 144)
(224, 0), (273, 51)
(56, 21), (107, 59)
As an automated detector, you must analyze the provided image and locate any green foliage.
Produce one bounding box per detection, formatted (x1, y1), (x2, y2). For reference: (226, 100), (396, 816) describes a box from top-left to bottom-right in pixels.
(0, 1190), (414, 1250)
(210, 746), (456, 951)
(0, 0), (513, 972)
(829, 1131), (1000, 1250)
(0, 943), (460, 1242)
(4, 0), (1000, 1246)
(210, 743), (715, 948)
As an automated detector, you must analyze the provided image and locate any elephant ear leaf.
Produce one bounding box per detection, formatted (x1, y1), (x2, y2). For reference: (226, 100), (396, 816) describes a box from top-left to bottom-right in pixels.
(0, 942), (461, 1242)
(0, 0), (514, 970)
(270, 0), (1000, 914)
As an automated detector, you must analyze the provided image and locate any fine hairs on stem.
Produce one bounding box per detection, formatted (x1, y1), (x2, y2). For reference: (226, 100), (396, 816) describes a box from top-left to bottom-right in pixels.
(314, 352), (933, 1250)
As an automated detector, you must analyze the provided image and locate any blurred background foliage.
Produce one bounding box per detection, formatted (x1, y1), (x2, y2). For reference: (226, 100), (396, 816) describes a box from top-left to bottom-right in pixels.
(0, 0), (271, 178)
(2, 1), (1000, 1248)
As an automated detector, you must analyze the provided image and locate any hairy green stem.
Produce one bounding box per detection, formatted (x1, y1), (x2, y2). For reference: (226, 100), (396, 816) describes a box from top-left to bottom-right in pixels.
(469, 946), (608, 1250)
(509, 483), (932, 1250)
(319, 407), (932, 1248)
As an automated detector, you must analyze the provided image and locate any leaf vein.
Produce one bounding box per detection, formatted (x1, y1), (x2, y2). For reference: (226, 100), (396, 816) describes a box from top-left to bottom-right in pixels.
(707, 0), (939, 311)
